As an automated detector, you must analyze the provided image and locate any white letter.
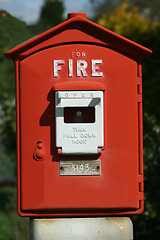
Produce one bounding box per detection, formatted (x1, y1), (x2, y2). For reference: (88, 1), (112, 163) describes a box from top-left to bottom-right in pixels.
(53, 60), (65, 78)
(77, 60), (88, 77)
(91, 59), (103, 77)
(68, 59), (73, 77)
(76, 52), (81, 57)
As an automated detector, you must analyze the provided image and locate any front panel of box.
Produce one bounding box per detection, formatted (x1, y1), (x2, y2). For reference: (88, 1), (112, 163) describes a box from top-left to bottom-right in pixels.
(19, 44), (140, 214)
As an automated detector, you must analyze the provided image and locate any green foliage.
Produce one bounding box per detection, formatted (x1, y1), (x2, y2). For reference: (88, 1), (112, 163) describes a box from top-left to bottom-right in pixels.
(0, 99), (16, 158)
(0, 10), (33, 162)
(97, 2), (152, 41)
(90, 0), (160, 22)
(29, 0), (65, 35)
(40, 0), (64, 27)
(143, 113), (160, 215)
(0, 10), (32, 54)
(0, 10), (33, 100)
(90, 0), (122, 22)
(127, 0), (160, 21)
(0, 59), (15, 100)
(142, 25), (160, 122)
(0, 187), (29, 240)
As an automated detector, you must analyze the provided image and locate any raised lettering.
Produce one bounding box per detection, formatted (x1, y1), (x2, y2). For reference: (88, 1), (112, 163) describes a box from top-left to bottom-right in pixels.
(53, 60), (65, 77)
(76, 52), (81, 57)
(73, 127), (86, 133)
(91, 59), (103, 77)
(68, 59), (73, 77)
(77, 60), (88, 77)
(72, 139), (87, 144)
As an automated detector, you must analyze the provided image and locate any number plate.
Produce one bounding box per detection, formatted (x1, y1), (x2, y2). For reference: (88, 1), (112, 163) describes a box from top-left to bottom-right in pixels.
(60, 160), (101, 176)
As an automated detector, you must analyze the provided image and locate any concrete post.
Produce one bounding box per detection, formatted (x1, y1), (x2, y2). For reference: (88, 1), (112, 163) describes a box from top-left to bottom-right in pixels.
(29, 217), (133, 240)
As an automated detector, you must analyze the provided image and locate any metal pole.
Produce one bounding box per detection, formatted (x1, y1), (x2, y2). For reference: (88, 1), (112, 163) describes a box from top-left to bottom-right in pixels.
(29, 217), (133, 240)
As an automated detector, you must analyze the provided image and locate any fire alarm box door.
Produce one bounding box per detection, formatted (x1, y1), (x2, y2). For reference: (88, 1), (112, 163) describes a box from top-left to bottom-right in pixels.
(55, 90), (104, 154)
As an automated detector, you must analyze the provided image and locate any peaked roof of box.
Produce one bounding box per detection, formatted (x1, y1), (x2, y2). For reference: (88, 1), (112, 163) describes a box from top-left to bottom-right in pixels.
(5, 13), (152, 62)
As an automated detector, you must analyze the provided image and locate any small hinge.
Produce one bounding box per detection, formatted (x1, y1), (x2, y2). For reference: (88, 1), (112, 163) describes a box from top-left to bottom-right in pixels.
(138, 191), (143, 200)
(137, 94), (142, 102)
(139, 182), (144, 192)
(137, 76), (142, 85)
(138, 174), (143, 182)
(137, 64), (142, 77)
(137, 84), (142, 95)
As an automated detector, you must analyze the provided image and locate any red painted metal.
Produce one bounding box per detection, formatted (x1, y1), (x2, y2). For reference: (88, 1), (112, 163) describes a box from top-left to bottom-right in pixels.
(68, 13), (86, 19)
(5, 13), (151, 217)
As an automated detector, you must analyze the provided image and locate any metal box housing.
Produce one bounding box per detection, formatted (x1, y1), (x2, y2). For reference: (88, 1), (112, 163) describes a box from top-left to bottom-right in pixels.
(5, 13), (152, 217)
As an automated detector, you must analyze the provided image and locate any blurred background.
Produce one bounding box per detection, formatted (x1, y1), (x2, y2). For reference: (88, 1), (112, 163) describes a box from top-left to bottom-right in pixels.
(0, 0), (160, 239)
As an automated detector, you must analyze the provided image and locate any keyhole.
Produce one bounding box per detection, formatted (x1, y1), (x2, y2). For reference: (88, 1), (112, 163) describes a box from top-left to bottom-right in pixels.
(75, 110), (83, 123)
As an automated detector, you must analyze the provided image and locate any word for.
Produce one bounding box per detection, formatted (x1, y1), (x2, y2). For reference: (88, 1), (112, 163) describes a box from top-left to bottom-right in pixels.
(71, 52), (86, 57)
(53, 59), (103, 78)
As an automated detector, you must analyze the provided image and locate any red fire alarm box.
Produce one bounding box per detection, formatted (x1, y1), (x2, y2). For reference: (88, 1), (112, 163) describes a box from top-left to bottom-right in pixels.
(5, 13), (152, 217)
